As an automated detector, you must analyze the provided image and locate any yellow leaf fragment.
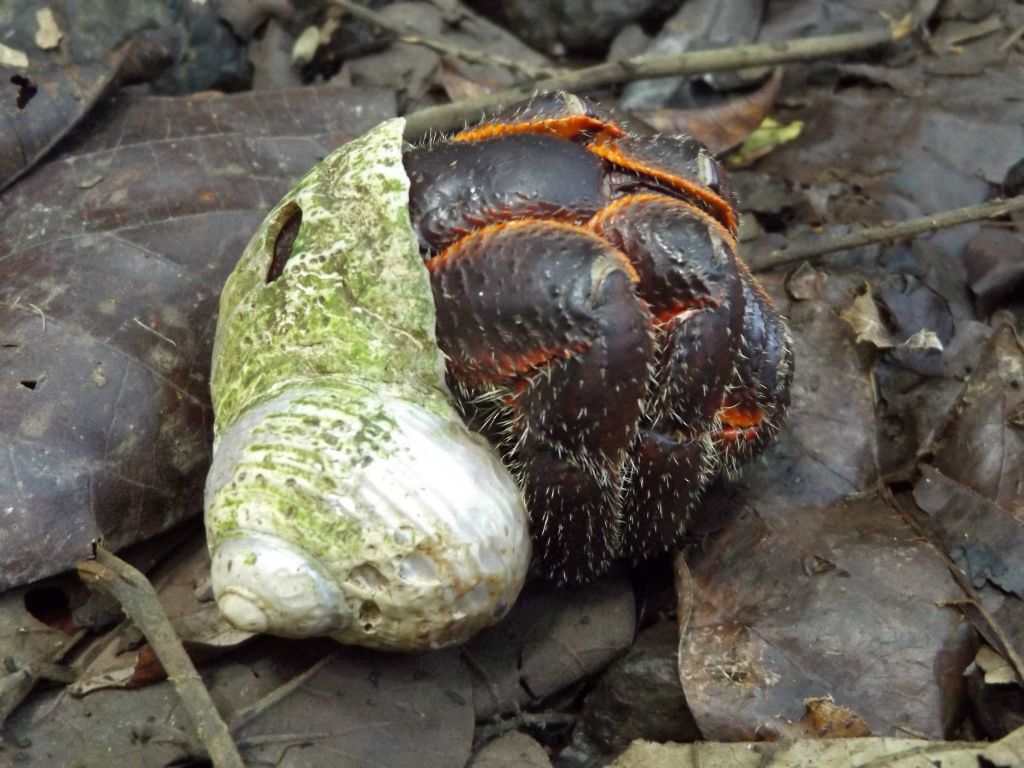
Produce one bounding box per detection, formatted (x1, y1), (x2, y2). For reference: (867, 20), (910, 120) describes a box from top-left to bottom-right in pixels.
(727, 116), (804, 167)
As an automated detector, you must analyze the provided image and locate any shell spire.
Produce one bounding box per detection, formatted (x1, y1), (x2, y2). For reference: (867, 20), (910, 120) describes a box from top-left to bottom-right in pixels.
(205, 118), (531, 651)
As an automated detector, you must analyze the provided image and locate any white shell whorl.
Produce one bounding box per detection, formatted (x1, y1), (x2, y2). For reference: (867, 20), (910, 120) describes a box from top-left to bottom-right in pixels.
(206, 385), (530, 650)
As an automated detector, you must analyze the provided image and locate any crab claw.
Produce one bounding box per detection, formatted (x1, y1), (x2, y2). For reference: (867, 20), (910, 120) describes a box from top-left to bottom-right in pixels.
(717, 268), (794, 467)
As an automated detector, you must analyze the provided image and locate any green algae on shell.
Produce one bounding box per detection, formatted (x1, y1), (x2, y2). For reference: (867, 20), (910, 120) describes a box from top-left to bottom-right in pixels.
(205, 118), (531, 650)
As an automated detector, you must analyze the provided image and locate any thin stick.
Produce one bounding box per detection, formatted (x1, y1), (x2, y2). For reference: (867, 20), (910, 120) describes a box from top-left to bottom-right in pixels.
(227, 652), (338, 733)
(751, 194), (1024, 272)
(403, 15), (917, 138)
(332, 0), (552, 80)
(77, 546), (244, 768)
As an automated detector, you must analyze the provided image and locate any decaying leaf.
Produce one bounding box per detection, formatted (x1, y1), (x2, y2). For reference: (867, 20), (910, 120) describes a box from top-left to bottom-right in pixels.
(0, 28), (182, 192)
(914, 465), (1024, 597)
(931, 320), (1024, 509)
(0, 84), (396, 590)
(841, 284), (896, 349)
(678, 494), (970, 740)
(965, 227), (1024, 318)
(8, 638), (476, 767)
(226, 645), (476, 768)
(610, 729), (1024, 768)
(463, 571), (635, 719)
(634, 68), (783, 155)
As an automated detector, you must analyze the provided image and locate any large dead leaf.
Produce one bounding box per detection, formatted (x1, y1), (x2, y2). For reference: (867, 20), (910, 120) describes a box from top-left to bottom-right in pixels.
(931, 321), (1024, 510)
(914, 465), (1024, 598)
(0, 29), (182, 192)
(464, 570), (635, 719)
(0, 84), (396, 590)
(223, 645), (475, 768)
(678, 494), (972, 740)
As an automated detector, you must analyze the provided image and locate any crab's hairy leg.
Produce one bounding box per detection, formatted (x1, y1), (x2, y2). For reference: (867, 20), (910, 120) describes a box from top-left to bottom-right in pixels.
(454, 91), (627, 144)
(617, 430), (713, 562)
(516, 447), (622, 584)
(428, 220), (655, 583)
(716, 264), (794, 468)
(588, 134), (738, 234)
(404, 133), (606, 252)
(589, 194), (745, 431)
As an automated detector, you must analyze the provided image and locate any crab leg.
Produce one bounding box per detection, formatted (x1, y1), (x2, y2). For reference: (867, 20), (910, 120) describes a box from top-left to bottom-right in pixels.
(428, 220), (655, 583)
(588, 194), (746, 558)
(588, 194), (745, 430)
(716, 265), (794, 469)
(404, 133), (606, 252)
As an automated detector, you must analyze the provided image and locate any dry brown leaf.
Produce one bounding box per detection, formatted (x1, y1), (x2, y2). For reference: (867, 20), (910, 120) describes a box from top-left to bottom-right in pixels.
(0, 85), (396, 590)
(438, 59), (500, 103)
(634, 68), (782, 155)
(840, 284), (896, 349)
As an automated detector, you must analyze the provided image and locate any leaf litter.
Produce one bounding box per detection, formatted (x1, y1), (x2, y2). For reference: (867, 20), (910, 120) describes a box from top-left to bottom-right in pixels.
(1, 0), (1024, 765)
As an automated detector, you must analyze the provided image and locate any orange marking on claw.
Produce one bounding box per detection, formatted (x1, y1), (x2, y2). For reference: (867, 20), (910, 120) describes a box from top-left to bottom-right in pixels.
(718, 394), (764, 433)
(587, 136), (738, 234)
(719, 425), (760, 442)
(455, 116), (627, 144)
(653, 303), (706, 326)
(428, 218), (640, 285)
(588, 193), (737, 254)
(456, 341), (591, 390)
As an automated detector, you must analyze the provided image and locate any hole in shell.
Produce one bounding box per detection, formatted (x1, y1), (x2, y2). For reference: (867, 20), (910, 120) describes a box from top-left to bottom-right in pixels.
(359, 600), (381, 633)
(398, 553), (437, 584)
(265, 203), (303, 283)
(349, 563), (389, 590)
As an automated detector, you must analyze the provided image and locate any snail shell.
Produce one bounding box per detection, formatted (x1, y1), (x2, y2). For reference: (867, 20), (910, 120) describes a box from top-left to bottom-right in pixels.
(205, 118), (531, 651)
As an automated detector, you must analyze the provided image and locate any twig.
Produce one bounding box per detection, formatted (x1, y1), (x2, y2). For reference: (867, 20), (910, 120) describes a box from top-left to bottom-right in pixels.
(752, 194), (1024, 271)
(332, 0), (552, 80)
(999, 23), (1024, 53)
(403, 14), (918, 138)
(227, 652), (338, 732)
(77, 546), (244, 768)
(0, 626), (85, 727)
(474, 711), (577, 743)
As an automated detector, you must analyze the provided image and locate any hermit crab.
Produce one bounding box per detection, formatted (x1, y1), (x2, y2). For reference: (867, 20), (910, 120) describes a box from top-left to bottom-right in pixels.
(205, 94), (792, 650)
(406, 93), (794, 585)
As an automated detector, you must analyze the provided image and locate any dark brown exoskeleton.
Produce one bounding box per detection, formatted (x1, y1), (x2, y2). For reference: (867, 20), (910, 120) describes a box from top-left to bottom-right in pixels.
(404, 93), (794, 584)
